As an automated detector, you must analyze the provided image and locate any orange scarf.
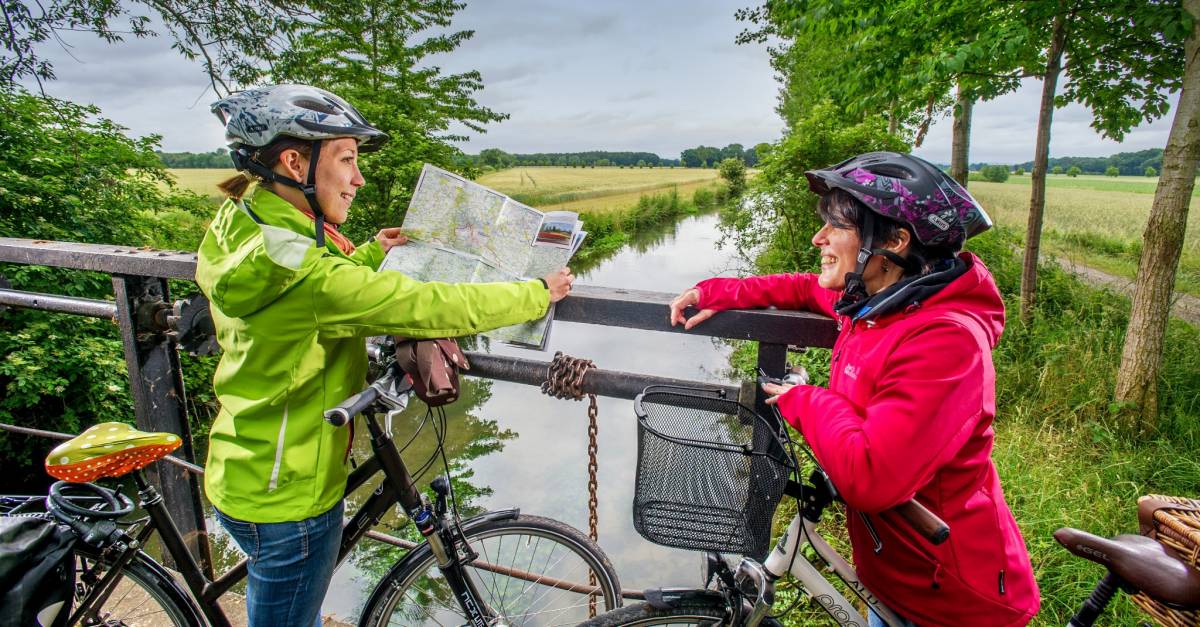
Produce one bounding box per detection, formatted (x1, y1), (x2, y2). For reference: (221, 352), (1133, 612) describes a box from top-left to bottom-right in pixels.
(297, 208), (356, 256)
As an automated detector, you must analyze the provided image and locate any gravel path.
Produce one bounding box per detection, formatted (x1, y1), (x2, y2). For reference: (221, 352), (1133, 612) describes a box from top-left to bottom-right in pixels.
(1049, 255), (1200, 325)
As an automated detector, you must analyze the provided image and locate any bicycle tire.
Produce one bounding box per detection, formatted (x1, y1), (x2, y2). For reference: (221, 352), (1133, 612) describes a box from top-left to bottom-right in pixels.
(72, 543), (204, 627)
(359, 512), (622, 626)
(576, 598), (729, 626)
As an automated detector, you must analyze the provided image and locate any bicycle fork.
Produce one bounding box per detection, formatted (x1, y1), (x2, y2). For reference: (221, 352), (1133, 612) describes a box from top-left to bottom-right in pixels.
(410, 476), (501, 627)
(761, 515), (905, 627)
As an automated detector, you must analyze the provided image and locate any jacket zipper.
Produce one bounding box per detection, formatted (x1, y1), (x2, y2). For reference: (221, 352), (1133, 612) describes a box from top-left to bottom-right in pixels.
(833, 318), (856, 366)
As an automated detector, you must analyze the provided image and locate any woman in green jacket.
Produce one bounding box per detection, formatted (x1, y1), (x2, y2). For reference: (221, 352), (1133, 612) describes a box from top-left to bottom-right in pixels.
(198, 84), (573, 627)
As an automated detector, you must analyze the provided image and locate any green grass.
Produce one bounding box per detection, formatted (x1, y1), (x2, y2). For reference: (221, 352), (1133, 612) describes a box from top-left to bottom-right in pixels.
(166, 168), (235, 201)
(969, 179), (1200, 297)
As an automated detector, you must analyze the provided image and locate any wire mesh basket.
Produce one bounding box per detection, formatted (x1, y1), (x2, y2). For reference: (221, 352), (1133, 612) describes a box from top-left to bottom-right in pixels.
(632, 385), (794, 558)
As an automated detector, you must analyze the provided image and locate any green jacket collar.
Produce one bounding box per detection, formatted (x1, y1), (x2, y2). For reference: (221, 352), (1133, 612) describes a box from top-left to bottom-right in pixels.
(245, 187), (348, 258)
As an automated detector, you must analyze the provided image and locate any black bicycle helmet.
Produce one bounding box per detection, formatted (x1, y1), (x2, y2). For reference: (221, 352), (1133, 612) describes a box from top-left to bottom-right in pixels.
(804, 151), (992, 251)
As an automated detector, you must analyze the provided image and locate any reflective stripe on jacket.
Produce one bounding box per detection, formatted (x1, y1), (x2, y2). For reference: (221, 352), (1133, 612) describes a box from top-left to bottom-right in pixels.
(196, 188), (549, 522)
(695, 253), (1039, 627)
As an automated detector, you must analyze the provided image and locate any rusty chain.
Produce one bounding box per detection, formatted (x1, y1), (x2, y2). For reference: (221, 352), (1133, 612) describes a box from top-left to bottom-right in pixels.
(540, 351), (599, 616)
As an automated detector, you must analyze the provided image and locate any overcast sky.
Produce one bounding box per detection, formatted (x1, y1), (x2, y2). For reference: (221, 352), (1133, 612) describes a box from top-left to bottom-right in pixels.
(25, 0), (1178, 165)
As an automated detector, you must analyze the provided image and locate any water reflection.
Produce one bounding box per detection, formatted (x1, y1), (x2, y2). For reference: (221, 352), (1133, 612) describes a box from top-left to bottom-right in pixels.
(319, 212), (747, 621)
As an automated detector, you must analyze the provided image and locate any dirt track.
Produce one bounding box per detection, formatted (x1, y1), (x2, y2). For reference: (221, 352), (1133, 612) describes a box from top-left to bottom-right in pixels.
(1050, 256), (1200, 325)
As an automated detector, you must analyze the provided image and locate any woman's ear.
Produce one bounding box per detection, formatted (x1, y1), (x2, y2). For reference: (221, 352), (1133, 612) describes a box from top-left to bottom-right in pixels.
(276, 148), (308, 182)
(886, 228), (912, 256)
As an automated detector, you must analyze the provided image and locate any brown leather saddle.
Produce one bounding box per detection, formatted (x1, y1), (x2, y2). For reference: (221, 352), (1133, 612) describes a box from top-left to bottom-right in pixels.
(1054, 526), (1200, 608)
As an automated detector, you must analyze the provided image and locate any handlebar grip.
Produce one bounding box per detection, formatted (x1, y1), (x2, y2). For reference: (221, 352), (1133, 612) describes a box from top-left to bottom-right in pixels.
(892, 500), (950, 545)
(324, 385), (381, 427)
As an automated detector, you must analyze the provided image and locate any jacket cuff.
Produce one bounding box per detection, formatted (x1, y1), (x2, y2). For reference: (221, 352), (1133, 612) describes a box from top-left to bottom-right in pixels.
(774, 384), (820, 433)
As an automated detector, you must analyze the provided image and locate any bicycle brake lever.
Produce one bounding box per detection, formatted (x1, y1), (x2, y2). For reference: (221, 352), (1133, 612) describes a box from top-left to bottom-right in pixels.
(859, 512), (883, 554)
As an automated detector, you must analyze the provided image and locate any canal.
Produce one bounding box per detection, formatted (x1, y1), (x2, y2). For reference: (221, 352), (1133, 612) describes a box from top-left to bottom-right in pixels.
(206, 211), (749, 621)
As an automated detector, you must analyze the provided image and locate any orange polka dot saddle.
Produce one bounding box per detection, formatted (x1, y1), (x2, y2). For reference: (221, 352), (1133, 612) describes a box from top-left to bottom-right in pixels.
(45, 422), (182, 483)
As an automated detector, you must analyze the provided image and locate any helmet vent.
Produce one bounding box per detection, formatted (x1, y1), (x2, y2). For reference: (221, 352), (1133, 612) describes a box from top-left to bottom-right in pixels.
(294, 97), (340, 115)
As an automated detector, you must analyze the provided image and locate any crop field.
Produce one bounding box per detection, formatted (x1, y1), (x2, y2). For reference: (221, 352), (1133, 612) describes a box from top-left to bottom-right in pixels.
(168, 168), (236, 200)
(167, 166), (723, 214)
(969, 177), (1200, 295)
(477, 166), (721, 212)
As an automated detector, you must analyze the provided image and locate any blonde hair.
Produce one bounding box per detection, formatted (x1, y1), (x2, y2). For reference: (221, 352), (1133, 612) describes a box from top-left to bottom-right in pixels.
(217, 138), (314, 200)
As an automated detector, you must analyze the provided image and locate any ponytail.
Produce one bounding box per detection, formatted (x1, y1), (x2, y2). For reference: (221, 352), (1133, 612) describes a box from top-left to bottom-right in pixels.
(216, 137), (314, 200)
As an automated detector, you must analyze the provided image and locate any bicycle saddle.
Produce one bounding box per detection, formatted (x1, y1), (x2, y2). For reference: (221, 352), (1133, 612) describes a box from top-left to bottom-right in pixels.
(44, 422), (182, 483)
(1054, 527), (1200, 608)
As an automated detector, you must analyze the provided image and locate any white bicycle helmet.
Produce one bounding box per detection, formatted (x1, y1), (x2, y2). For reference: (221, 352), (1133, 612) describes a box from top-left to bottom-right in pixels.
(211, 85), (388, 246)
(212, 84), (388, 151)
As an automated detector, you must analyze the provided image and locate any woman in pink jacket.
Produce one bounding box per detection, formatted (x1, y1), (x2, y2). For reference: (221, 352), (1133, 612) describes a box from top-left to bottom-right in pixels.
(669, 152), (1039, 626)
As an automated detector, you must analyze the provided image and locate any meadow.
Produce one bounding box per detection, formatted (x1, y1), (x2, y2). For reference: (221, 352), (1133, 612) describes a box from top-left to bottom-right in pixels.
(477, 166), (721, 212)
(969, 174), (1200, 296)
(167, 168), (235, 201)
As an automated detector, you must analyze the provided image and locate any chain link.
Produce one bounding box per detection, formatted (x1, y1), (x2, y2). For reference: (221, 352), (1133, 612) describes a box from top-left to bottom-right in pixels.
(540, 351), (599, 617)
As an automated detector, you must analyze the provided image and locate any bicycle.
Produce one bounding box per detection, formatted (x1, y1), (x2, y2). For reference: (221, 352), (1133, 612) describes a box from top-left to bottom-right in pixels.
(567, 384), (947, 627)
(0, 335), (622, 626)
(579, 385), (1200, 627)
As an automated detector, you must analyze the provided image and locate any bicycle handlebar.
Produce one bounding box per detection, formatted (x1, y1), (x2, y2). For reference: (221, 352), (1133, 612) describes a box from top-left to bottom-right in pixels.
(891, 500), (950, 545)
(324, 385), (383, 427)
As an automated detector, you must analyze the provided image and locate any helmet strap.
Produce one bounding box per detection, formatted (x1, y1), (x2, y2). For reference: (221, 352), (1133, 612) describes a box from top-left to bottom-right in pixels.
(834, 210), (876, 315)
(231, 141), (328, 249)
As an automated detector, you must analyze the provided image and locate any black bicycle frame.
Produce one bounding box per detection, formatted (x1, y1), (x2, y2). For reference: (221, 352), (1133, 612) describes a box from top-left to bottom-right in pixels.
(76, 409), (495, 627)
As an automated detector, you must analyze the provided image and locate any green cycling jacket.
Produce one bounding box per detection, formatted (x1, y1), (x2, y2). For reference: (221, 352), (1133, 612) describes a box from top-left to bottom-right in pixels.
(196, 188), (549, 522)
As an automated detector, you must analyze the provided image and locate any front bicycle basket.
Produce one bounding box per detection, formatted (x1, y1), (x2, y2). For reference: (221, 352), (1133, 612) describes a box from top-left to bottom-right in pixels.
(632, 385), (793, 558)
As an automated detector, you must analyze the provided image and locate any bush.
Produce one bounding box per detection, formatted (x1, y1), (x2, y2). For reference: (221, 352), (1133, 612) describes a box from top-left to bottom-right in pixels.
(718, 157), (748, 197)
(1052, 165), (1064, 175)
(1105, 165), (1120, 177)
(1013, 167), (1025, 176)
(1145, 166), (1158, 177)
(980, 164), (1010, 183)
(1067, 166), (1082, 177)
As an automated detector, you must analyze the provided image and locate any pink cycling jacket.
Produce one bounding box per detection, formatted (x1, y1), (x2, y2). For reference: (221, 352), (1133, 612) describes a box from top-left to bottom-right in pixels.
(695, 253), (1039, 626)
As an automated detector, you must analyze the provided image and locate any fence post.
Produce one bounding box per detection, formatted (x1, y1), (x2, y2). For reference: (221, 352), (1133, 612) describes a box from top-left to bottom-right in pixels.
(112, 274), (213, 578)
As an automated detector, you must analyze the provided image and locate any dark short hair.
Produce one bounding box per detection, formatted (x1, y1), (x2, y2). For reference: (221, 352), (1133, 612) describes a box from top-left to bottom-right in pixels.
(816, 189), (953, 273)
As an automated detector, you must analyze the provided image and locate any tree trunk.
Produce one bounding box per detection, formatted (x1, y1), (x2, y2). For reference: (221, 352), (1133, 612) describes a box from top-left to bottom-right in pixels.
(888, 99), (899, 136)
(949, 84), (973, 187)
(1114, 0), (1200, 433)
(1020, 12), (1068, 323)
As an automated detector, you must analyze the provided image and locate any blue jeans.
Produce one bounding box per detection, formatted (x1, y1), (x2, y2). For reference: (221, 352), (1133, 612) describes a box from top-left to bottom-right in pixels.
(869, 604), (918, 627)
(214, 501), (344, 627)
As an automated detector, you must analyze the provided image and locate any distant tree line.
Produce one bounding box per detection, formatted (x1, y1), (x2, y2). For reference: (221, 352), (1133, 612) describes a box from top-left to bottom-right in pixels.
(472, 149), (677, 168)
(157, 150), (231, 169)
(970, 149), (1166, 176)
(680, 143), (770, 168)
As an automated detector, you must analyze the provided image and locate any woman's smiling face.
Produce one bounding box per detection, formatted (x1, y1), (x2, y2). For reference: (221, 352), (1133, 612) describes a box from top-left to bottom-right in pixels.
(310, 137), (364, 224)
(811, 221), (862, 290)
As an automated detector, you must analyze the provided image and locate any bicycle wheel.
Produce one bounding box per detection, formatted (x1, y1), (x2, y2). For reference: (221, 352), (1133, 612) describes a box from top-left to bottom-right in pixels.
(72, 544), (204, 626)
(576, 596), (729, 626)
(360, 513), (622, 626)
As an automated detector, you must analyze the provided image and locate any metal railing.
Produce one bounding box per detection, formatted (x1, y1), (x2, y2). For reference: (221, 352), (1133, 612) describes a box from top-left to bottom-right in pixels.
(0, 236), (837, 574)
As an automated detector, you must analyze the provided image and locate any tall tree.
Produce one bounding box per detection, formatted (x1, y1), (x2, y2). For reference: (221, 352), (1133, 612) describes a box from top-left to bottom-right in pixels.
(1115, 0), (1200, 432)
(0, 0), (304, 93)
(269, 0), (507, 240)
(1016, 0), (1186, 322)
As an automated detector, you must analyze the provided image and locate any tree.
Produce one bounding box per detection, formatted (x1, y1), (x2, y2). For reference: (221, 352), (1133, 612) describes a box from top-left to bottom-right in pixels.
(718, 158), (748, 198)
(270, 0), (507, 241)
(1017, 0), (1186, 322)
(1115, 0), (1200, 432)
(1105, 165), (1120, 177)
(1145, 166), (1158, 177)
(1014, 167), (1026, 175)
(0, 86), (210, 471)
(1067, 165), (1082, 177)
(1053, 165), (1064, 175)
(0, 0), (304, 94)
(981, 165), (1010, 182)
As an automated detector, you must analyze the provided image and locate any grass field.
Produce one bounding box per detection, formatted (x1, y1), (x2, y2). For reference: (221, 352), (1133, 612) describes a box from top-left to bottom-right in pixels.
(168, 168), (236, 201)
(477, 166), (722, 212)
(969, 176), (1200, 296)
(167, 166), (724, 214)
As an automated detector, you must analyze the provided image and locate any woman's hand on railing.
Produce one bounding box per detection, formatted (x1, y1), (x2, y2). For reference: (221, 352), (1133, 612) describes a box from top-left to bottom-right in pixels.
(543, 267), (575, 303)
(669, 287), (717, 330)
